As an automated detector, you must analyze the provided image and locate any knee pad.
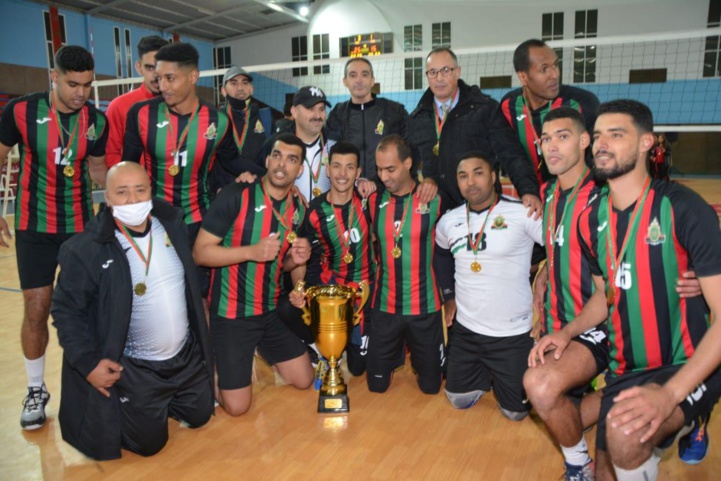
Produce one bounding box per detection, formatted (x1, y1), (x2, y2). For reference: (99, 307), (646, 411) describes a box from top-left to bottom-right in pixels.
(499, 405), (529, 421)
(445, 389), (484, 409)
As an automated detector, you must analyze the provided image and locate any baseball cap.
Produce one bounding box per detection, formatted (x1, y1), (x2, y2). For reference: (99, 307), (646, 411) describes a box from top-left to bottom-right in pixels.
(293, 86), (331, 108)
(223, 66), (253, 85)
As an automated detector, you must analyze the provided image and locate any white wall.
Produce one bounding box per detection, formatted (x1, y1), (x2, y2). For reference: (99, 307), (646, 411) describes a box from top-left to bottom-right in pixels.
(220, 0), (709, 66)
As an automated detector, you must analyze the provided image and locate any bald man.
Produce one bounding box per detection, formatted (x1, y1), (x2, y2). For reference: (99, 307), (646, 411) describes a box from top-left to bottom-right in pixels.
(51, 162), (214, 460)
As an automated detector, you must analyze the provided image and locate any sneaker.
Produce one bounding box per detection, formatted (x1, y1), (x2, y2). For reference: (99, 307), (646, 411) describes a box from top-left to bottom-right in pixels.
(679, 414), (710, 465)
(563, 461), (594, 481)
(20, 384), (50, 430)
(314, 356), (329, 391)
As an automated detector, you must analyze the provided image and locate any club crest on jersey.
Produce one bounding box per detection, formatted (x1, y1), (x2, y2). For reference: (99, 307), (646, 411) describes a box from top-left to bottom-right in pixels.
(164, 232), (173, 248)
(292, 209), (300, 225)
(254, 119), (264, 134)
(491, 215), (508, 230)
(645, 217), (666, 246)
(375, 119), (384, 135)
(416, 203), (430, 215)
(85, 124), (97, 141)
(361, 198), (368, 210)
(204, 122), (218, 140)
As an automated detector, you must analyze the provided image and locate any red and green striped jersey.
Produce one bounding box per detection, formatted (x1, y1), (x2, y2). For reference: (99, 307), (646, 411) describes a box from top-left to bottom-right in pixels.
(123, 97), (233, 224)
(369, 186), (442, 315)
(541, 173), (599, 333)
(500, 85), (599, 184)
(202, 181), (306, 319)
(578, 180), (721, 377)
(301, 191), (375, 287)
(0, 92), (108, 233)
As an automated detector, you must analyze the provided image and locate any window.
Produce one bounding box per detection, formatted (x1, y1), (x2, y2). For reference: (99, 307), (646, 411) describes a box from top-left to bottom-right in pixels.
(573, 9), (597, 83)
(404, 25), (422, 52)
(704, 0), (721, 77)
(404, 58), (423, 90)
(432, 22), (451, 49)
(542, 12), (564, 82)
(404, 24), (423, 91)
(292, 36), (308, 77)
(113, 27), (123, 96)
(213, 46), (231, 106)
(123, 29), (133, 94)
(629, 68), (667, 84)
(313, 34), (330, 75)
(43, 10), (66, 70)
(480, 75), (512, 90)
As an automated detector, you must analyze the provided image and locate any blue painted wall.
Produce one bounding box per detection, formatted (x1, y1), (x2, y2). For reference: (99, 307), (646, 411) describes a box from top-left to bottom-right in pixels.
(1, 0), (214, 80)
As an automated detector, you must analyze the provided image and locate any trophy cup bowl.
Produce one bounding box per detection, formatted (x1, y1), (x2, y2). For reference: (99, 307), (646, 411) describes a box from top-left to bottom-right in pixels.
(301, 282), (369, 413)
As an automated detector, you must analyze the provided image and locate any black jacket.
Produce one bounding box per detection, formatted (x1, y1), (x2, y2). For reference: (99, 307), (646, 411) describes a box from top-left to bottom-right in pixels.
(326, 95), (408, 180)
(408, 79), (539, 209)
(51, 199), (213, 460)
(211, 99), (269, 190)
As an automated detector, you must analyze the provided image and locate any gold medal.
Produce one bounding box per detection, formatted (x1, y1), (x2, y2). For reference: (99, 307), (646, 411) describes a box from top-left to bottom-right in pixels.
(343, 252), (354, 264)
(169, 164), (180, 176)
(470, 261), (481, 273)
(286, 231), (297, 244)
(313, 187), (322, 197)
(134, 282), (147, 296)
(391, 245), (402, 259)
(432, 142), (440, 156)
(63, 165), (75, 177)
(606, 287), (615, 307)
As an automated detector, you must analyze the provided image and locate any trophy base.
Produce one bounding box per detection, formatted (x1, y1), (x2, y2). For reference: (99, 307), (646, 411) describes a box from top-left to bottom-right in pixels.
(318, 393), (349, 414)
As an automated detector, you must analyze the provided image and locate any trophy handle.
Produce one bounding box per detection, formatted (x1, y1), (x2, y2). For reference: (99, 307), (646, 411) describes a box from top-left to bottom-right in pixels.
(353, 281), (370, 327)
(295, 281), (312, 326)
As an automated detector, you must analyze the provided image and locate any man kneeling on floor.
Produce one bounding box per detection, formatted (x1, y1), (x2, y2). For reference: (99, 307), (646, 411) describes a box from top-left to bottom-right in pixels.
(52, 162), (214, 460)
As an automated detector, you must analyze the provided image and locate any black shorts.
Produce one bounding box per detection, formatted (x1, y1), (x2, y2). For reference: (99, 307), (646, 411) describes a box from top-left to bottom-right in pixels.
(186, 221), (210, 296)
(567, 327), (610, 399)
(445, 322), (533, 414)
(211, 310), (308, 390)
(367, 309), (445, 393)
(116, 333), (213, 456)
(596, 365), (721, 451)
(15, 230), (75, 289)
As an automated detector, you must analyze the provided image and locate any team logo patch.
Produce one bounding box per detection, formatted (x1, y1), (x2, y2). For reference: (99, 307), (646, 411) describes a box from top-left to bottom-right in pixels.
(375, 119), (384, 135)
(292, 209), (300, 225)
(164, 232), (173, 248)
(204, 122), (217, 140)
(85, 124), (97, 141)
(416, 203), (430, 215)
(491, 215), (508, 230)
(254, 119), (264, 134)
(361, 198), (368, 210)
(645, 217), (666, 245)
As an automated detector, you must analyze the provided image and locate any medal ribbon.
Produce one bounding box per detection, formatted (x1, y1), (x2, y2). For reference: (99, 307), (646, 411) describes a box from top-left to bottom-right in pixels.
(546, 167), (589, 270)
(164, 101), (199, 159)
(466, 193), (498, 256)
(49, 91), (84, 158)
(433, 89), (459, 147)
(305, 133), (325, 185)
(605, 176), (652, 298)
(261, 177), (294, 234)
(331, 194), (356, 252)
(227, 101), (251, 154)
(392, 189), (413, 248)
(115, 218), (153, 281)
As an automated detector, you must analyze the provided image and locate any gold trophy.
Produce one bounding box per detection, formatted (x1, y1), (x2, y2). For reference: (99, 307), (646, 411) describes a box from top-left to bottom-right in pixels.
(300, 282), (369, 413)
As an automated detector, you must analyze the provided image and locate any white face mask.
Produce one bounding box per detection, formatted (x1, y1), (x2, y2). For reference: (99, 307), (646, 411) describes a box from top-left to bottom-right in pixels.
(111, 199), (153, 227)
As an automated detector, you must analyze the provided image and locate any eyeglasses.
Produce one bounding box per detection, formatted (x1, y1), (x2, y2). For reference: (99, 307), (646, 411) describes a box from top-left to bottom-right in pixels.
(425, 66), (457, 79)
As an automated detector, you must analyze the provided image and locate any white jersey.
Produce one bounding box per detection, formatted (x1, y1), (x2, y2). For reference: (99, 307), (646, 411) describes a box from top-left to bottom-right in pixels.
(436, 196), (543, 337)
(116, 217), (189, 360)
(295, 135), (334, 202)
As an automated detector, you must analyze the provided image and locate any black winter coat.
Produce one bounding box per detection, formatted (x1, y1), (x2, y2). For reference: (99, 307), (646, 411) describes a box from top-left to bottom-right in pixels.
(51, 199), (213, 460)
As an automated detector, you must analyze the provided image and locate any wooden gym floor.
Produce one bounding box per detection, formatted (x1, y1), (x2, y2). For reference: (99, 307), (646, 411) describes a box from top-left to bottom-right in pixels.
(0, 178), (720, 481)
